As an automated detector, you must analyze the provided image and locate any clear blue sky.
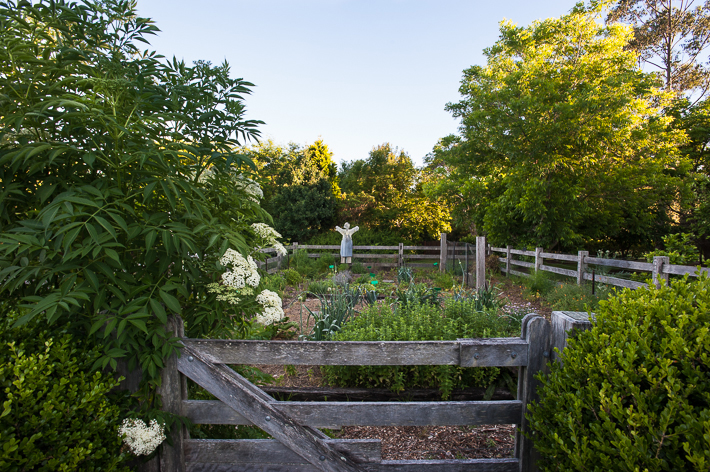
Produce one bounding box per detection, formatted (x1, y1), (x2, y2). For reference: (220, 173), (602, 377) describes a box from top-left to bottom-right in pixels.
(136, 0), (578, 166)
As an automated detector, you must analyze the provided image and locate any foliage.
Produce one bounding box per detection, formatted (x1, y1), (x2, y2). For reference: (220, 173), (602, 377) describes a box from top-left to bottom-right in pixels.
(271, 179), (337, 242)
(644, 232), (700, 264)
(522, 271), (556, 298)
(544, 282), (612, 312)
(392, 283), (443, 309)
(304, 226), (412, 248)
(605, 0), (710, 98)
(0, 314), (131, 471)
(433, 271), (456, 290)
(451, 285), (504, 312)
(427, 4), (686, 251)
(397, 266), (414, 284)
(306, 279), (334, 295)
(338, 143), (451, 242)
(300, 285), (360, 340)
(259, 274), (286, 299)
(322, 300), (521, 399)
(0, 0), (273, 402)
(282, 268), (303, 286)
(529, 274), (710, 471)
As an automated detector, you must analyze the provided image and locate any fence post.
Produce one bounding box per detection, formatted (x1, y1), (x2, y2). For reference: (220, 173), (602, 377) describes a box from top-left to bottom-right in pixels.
(398, 243), (404, 268)
(652, 256), (670, 288)
(465, 243), (470, 287)
(158, 315), (186, 472)
(476, 236), (486, 290)
(577, 251), (588, 286)
(515, 314), (551, 472)
(550, 311), (593, 365)
(534, 247), (542, 273)
(439, 233), (447, 272)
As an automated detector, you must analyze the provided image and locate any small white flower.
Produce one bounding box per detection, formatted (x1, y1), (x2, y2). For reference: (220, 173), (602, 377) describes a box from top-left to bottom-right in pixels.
(235, 175), (263, 202)
(118, 418), (166, 456)
(220, 248), (261, 289)
(255, 289), (284, 325)
(251, 223), (287, 256)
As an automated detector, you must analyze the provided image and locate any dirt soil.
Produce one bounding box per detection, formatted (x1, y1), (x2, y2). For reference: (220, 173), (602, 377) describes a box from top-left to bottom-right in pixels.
(248, 270), (549, 461)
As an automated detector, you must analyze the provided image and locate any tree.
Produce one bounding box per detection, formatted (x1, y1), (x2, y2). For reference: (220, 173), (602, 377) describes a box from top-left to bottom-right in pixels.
(271, 179), (337, 242)
(0, 0), (271, 401)
(606, 0), (710, 100)
(437, 4), (687, 251)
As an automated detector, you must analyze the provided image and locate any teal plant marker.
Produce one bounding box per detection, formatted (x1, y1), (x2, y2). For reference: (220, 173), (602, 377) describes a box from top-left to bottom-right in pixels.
(371, 280), (378, 285)
(434, 262), (438, 266)
(369, 273), (376, 278)
(329, 265), (334, 269)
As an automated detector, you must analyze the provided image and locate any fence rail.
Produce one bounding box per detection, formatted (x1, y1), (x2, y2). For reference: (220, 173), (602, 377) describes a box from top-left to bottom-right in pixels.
(153, 312), (571, 472)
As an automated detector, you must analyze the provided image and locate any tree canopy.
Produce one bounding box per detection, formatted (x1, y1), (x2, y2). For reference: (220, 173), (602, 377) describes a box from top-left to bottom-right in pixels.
(427, 4), (687, 251)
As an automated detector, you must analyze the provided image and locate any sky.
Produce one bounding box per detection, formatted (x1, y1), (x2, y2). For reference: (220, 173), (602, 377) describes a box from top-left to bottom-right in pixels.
(136, 0), (579, 166)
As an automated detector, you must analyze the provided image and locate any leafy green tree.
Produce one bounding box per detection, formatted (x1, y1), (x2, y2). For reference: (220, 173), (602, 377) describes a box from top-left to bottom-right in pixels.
(271, 179), (337, 242)
(0, 0), (269, 401)
(433, 4), (686, 251)
(339, 143), (450, 242)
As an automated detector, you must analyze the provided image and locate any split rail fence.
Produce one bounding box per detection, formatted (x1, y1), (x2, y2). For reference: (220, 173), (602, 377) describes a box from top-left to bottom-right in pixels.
(491, 245), (709, 290)
(150, 311), (597, 472)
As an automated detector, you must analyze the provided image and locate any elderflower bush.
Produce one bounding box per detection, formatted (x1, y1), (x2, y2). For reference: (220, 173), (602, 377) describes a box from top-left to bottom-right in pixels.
(251, 222), (287, 256)
(235, 174), (264, 202)
(219, 248), (260, 290)
(255, 289), (284, 325)
(118, 419), (166, 456)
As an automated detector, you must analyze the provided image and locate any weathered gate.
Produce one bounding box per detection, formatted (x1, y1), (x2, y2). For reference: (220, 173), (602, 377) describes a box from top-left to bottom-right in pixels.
(157, 313), (554, 472)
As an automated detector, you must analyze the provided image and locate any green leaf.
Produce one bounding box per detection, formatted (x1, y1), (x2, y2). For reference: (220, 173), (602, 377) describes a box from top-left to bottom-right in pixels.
(149, 298), (167, 324)
(104, 248), (120, 263)
(159, 290), (182, 315)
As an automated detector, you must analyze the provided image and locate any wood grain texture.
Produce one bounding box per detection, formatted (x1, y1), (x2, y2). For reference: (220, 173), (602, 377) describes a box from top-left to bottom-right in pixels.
(539, 264), (576, 278)
(440, 233), (447, 272)
(509, 260), (534, 269)
(550, 311), (593, 365)
(180, 339), (462, 366)
(184, 439), (381, 464)
(581, 272), (646, 289)
(515, 315), (550, 472)
(259, 386), (515, 402)
(158, 315), (186, 472)
(506, 269), (529, 278)
(661, 264), (708, 276)
(476, 236), (486, 290)
(490, 247), (506, 253)
(404, 254), (446, 260)
(402, 246), (441, 251)
(584, 257), (653, 271)
(577, 251), (588, 286)
(183, 400), (522, 428)
(459, 338), (529, 367)
(539, 252), (579, 262)
(186, 458), (519, 472)
(510, 249), (536, 256)
(177, 346), (364, 472)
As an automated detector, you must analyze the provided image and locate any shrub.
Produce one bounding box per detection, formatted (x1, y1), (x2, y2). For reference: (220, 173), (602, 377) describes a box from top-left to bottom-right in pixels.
(529, 274), (710, 471)
(522, 270), (555, 297)
(322, 300), (520, 398)
(644, 232), (699, 265)
(351, 262), (367, 274)
(307, 279), (333, 295)
(433, 271), (457, 290)
(0, 316), (131, 471)
(283, 268), (303, 286)
(301, 286), (360, 341)
(291, 249), (318, 278)
(260, 274), (286, 298)
(544, 282), (612, 312)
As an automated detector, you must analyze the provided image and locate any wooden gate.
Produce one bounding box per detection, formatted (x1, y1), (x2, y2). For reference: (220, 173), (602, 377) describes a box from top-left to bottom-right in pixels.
(158, 313), (552, 472)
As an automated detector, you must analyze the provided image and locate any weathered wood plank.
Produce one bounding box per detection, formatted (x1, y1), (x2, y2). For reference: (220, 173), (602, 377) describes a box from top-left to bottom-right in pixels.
(584, 257), (653, 271)
(509, 260), (534, 269)
(661, 264), (709, 276)
(505, 269), (529, 278)
(490, 247), (506, 253)
(550, 311), (593, 365)
(353, 246), (400, 250)
(299, 245), (341, 249)
(476, 236), (486, 290)
(158, 316), (186, 472)
(539, 252), (579, 262)
(404, 254), (444, 260)
(351, 254), (399, 259)
(183, 400), (522, 428)
(539, 264), (576, 278)
(459, 338), (528, 367)
(509, 249), (535, 257)
(186, 458), (519, 472)
(515, 316), (550, 472)
(402, 246), (441, 251)
(260, 386), (515, 402)
(177, 346), (364, 472)
(581, 272), (646, 289)
(180, 340), (462, 366)
(184, 439), (381, 464)
(440, 233), (447, 273)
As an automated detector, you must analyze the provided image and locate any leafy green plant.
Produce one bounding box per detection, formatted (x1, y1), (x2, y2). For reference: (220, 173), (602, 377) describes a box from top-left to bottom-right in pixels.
(397, 266), (414, 284)
(351, 262), (367, 274)
(260, 274), (286, 298)
(544, 282), (612, 312)
(529, 274), (710, 471)
(644, 232), (700, 264)
(300, 286), (360, 340)
(282, 268), (303, 286)
(451, 285), (502, 312)
(291, 250), (319, 278)
(322, 300), (519, 399)
(307, 279), (334, 296)
(392, 283), (442, 309)
(355, 274), (370, 284)
(433, 271), (456, 290)
(522, 270), (555, 298)
(0, 316), (131, 471)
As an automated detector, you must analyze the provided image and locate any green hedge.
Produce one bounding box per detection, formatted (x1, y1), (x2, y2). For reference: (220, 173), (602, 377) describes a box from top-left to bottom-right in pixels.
(529, 274), (710, 471)
(0, 315), (130, 472)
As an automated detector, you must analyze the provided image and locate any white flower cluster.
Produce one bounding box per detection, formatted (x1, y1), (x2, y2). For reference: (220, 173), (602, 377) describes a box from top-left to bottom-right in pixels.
(220, 248), (260, 289)
(251, 223), (287, 256)
(255, 289), (284, 325)
(118, 418), (166, 456)
(235, 174), (263, 203)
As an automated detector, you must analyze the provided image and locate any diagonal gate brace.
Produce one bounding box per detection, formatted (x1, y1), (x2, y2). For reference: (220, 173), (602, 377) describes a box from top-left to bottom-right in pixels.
(178, 344), (365, 472)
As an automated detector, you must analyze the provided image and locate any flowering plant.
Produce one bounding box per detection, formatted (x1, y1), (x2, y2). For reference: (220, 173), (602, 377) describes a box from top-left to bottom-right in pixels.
(118, 418), (166, 456)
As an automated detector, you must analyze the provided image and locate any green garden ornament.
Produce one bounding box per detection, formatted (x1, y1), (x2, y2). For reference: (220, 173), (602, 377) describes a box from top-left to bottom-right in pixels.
(335, 222), (359, 264)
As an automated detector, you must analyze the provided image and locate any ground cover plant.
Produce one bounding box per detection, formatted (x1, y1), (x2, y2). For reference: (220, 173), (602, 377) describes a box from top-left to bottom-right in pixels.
(529, 274), (710, 471)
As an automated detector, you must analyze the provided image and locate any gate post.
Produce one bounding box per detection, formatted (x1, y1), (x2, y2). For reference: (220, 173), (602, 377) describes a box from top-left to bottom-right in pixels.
(476, 236), (486, 290)
(515, 314), (551, 472)
(398, 242), (404, 268)
(577, 251), (588, 286)
(652, 256), (670, 288)
(158, 315), (186, 472)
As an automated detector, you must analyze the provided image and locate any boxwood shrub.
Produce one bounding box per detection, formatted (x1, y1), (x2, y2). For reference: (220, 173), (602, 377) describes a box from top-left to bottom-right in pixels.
(528, 274), (710, 471)
(0, 314), (131, 472)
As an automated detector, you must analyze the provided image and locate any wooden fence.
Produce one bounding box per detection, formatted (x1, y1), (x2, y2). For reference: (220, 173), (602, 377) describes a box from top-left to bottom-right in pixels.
(150, 311), (596, 472)
(257, 234), (489, 290)
(491, 245), (709, 290)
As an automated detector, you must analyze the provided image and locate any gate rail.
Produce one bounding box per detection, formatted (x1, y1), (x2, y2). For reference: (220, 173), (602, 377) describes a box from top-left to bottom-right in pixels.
(158, 313), (555, 472)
